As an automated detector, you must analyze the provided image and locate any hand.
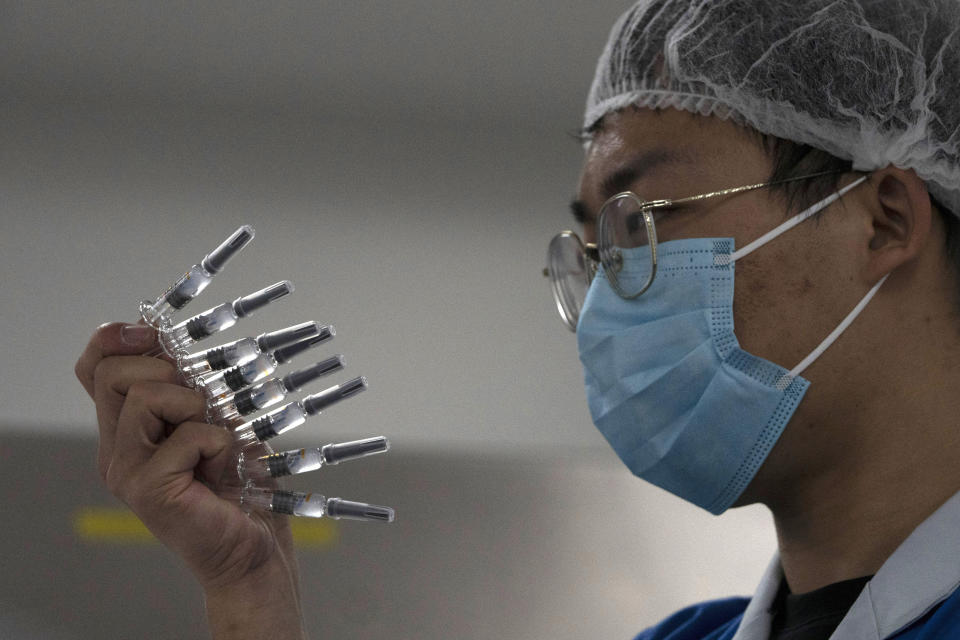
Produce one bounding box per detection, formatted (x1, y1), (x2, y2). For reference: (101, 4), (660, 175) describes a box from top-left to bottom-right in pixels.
(76, 322), (307, 638)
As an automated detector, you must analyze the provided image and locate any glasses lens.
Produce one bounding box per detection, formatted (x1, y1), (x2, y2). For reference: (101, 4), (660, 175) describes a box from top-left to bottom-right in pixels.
(599, 194), (655, 298)
(547, 232), (592, 331)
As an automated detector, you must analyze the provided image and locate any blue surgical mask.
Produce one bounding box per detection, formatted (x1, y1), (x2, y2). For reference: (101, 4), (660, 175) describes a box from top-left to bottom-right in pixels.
(576, 179), (886, 514)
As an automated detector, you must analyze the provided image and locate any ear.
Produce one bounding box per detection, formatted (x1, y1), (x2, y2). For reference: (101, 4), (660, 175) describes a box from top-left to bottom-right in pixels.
(859, 167), (934, 283)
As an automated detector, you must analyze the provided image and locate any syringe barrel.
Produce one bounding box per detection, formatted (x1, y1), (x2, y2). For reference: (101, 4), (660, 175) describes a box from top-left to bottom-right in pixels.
(234, 379), (288, 416)
(143, 263), (214, 323)
(168, 303), (238, 348)
(258, 447), (325, 478)
(182, 320), (318, 380)
(202, 353), (277, 398)
(239, 401), (308, 442)
(166, 281), (297, 353)
(229, 487), (394, 523)
(180, 337), (259, 378)
(140, 226), (255, 325)
(268, 491), (327, 518)
(208, 378), (287, 426)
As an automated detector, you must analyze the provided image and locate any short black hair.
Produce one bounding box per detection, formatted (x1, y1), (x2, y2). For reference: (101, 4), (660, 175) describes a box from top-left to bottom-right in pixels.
(762, 136), (960, 272)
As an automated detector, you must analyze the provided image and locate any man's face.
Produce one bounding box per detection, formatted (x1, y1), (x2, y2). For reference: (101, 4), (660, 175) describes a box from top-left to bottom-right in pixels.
(574, 108), (870, 503)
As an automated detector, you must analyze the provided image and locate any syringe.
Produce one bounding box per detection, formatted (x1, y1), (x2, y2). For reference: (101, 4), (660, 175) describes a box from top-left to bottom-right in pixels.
(241, 436), (389, 479)
(206, 355), (345, 426)
(158, 281), (293, 356)
(234, 376), (368, 443)
(180, 321), (325, 380)
(221, 484), (394, 523)
(140, 225), (255, 325)
(198, 329), (337, 399)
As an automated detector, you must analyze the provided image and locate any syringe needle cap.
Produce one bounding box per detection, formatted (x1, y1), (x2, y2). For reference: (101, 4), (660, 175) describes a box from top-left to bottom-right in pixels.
(326, 497), (395, 523)
(202, 225), (255, 274)
(257, 321), (321, 352)
(321, 436), (389, 465)
(271, 325), (335, 364)
(280, 355), (345, 392)
(233, 281), (294, 318)
(302, 376), (367, 415)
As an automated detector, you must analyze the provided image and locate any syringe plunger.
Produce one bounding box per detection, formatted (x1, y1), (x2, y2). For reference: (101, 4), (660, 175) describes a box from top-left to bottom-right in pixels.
(303, 376), (368, 415)
(253, 436), (389, 478)
(237, 376), (368, 442)
(273, 325), (336, 364)
(200, 329), (335, 399)
(163, 281), (294, 351)
(202, 225), (256, 275)
(233, 281), (293, 318)
(326, 497), (395, 522)
(207, 355), (346, 426)
(180, 321), (322, 379)
(322, 436), (390, 465)
(142, 225), (255, 323)
(236, 486), (394, 522)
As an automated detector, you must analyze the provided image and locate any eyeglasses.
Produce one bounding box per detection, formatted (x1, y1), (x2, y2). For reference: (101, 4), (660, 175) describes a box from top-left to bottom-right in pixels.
(545, 170), (852, 332)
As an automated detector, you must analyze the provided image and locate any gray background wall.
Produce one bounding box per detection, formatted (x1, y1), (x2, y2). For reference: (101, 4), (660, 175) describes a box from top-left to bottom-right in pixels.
(0, 3), (776, 638)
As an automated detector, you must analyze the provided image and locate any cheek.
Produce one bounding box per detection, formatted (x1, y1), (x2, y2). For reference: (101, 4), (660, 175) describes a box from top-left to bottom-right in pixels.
(731, 230), (855, 368)
(731, 243), (821, 366)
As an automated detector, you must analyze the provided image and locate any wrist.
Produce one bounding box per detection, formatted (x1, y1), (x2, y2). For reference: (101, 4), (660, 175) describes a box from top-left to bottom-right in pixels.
(203, 554), (307, 640)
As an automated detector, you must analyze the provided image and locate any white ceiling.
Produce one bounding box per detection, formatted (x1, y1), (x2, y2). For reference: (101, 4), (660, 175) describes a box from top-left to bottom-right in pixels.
(0, 1), (635, 448)
(1, 1), (630, 129)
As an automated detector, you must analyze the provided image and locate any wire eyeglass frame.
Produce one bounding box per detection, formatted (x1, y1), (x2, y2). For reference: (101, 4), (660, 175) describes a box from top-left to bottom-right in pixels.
(545, 169), (855, 332)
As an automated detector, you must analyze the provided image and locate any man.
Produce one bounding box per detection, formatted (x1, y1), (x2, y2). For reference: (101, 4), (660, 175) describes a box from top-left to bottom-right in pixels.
(77, 0), (960, 638)
(550, 1), (960, 637)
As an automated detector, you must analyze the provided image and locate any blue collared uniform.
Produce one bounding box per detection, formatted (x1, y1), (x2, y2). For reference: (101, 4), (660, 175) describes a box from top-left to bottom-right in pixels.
(636, 491), (960, 640)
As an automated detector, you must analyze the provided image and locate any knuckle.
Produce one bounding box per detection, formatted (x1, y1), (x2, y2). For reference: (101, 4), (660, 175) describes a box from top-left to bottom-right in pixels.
(125, 381), (154, 405)
(93, 355), (180, 396)
(103, 463), (124, 496)
(92, 358), (113, 393)
(159, 363), (181, 385)
(188, 391), (208, 416)
(96, 450), (110, 483)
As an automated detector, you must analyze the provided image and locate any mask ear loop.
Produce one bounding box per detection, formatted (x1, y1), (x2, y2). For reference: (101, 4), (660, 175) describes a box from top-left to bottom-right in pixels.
(722, 174), (887, 390)
(729, 176), (870, 263)
(776, 273), (889, 389)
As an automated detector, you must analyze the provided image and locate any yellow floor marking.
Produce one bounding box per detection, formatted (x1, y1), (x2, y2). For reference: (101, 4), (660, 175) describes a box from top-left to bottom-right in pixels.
(74, 507), (155, 543)
(289, 518), (339, 547)
(73, 507), (338, 548)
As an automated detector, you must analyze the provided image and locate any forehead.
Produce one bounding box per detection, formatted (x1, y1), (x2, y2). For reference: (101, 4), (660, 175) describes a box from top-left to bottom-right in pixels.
(578, 108), (772, 204)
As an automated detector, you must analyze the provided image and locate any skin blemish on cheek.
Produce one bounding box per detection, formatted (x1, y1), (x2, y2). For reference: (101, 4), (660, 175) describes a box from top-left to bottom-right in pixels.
(735, 257), (768, 298)
(748, 275), (767, 297)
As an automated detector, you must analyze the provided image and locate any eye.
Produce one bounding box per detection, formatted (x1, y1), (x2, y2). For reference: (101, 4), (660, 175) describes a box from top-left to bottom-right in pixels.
(625, 212), (644, 235)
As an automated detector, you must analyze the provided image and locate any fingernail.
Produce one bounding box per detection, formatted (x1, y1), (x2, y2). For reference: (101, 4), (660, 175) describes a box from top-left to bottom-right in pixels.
(120, 324), (155, 345)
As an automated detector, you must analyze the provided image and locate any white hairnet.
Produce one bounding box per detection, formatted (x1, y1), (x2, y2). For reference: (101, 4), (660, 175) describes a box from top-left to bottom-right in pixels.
(585, 0), (960, 215)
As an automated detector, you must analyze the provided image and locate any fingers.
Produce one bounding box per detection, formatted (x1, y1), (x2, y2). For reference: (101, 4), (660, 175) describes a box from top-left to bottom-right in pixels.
(146, 420), (234, 488)
(76, 322), (158, 398)
(107, 382), (208, 485)
(120, 421), (236, 555)
(93, 355), (182, 478)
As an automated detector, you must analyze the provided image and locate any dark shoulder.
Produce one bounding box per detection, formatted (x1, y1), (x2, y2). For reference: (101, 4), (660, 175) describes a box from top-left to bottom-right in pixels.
(634, 597), (749, 640)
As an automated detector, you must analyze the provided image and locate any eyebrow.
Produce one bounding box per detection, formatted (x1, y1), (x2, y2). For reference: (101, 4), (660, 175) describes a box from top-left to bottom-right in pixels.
(569, 148), (695, 225)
